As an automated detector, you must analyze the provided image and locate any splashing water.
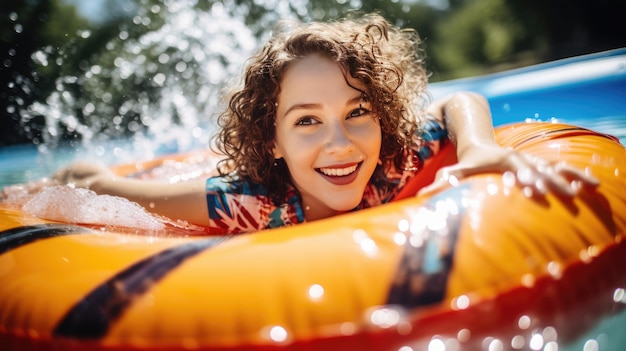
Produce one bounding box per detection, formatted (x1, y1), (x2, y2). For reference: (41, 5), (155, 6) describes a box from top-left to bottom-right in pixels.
(22, 185), (165, 230)
(19, 0), (311, 155)
(3, 0), (314, 230)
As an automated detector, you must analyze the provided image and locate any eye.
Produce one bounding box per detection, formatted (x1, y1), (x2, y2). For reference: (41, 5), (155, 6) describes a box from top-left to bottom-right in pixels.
(294, 116), (319, 126)
(348, 107), (371, 119)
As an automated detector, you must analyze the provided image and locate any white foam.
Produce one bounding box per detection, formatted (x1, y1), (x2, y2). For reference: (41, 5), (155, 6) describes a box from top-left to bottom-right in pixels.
(22, 185), (165, 231)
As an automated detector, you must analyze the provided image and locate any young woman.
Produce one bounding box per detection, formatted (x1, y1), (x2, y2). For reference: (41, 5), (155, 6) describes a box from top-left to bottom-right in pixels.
(52, 14), (597, 233)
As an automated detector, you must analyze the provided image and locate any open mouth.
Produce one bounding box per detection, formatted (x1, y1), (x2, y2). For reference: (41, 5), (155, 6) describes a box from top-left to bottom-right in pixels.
(316, 162), (362, 185)
(317, 163), (360, 177)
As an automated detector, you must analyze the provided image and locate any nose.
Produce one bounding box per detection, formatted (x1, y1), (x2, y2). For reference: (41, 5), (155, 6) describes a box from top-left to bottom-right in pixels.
(324, 120), (355, 155)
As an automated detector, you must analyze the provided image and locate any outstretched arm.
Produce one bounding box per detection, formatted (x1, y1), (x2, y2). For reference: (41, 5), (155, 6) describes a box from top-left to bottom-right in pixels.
(423, 91), (598, 196)
(53, 161), (211, 226)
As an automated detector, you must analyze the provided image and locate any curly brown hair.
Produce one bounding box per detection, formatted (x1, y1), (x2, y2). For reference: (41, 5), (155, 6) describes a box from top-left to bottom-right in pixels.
(212, 13), (429, 201)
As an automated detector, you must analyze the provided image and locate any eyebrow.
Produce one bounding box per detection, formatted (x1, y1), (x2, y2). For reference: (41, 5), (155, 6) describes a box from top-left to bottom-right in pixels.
(283, 95), (364, 118)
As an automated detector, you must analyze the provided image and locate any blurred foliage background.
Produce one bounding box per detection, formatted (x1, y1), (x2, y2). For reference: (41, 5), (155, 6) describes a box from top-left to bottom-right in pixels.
(2, 0), (625, 147)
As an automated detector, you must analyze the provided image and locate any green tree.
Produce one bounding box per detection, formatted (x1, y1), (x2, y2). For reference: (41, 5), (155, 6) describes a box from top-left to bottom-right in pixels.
(1, 0), (90, 145)
(424, 0), (626, 80)
(506, 0), (626, 60)
(427, 0), (528, 80)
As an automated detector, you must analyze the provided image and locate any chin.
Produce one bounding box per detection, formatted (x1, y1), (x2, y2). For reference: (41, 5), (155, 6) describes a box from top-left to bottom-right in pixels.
(328, 197), (363, 212)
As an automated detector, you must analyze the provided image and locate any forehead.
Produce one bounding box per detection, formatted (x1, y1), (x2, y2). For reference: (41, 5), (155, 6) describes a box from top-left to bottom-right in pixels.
(278, 55), (367, 98)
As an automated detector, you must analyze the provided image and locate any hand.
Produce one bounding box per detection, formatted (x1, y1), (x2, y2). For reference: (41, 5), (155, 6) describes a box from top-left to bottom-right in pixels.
(1, 161), (113, 204)
(419, 143), (599, 198)
(52, 161), (115, 191)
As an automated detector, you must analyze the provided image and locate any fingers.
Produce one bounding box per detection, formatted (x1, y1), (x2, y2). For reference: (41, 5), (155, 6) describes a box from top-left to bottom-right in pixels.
(51, 168), (68, 183)
(553, 162), (599, 187)
(516, 159), (599, 198)
(418, 156), (599, 199)
(51, 166), (81, 186)
(417, 166), (464, 196)
(516, 166), (575, 197)
(50, 161), (112, 189)
(51, 163), (82, 183)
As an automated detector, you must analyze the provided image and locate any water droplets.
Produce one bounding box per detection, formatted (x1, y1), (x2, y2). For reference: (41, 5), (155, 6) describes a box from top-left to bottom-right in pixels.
(263, 325), (288, 343)
(82, 102), (96, 116)
(78, 30), (91, 39)
(511, 335), (525, 349)
(546, 261), (562, 279)
(119, 30), (130, 41)
(175, 61), (187, 73)
(613, 288), (626, 303)
(394, 231), (408, 245)
(307, 284), (324, 300)
(31, 50), (49, 66)
(369, 307), (402, 329)
(486, 338), (504, 351)
(450, 294), (470, 310)
(153, 73), (166, 86)
(353, 229), (378, 257)
(427, 337), (446, 351)
(157, 53), (170, 64)
(518, 315), (532, 330)
(583, 339), (599, 351)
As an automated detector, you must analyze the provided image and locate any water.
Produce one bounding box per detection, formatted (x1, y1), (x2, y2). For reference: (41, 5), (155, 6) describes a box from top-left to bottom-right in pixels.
(1, 0), (302, 186)
(430, 48), (626, 142)
(1, 3), (626, 350)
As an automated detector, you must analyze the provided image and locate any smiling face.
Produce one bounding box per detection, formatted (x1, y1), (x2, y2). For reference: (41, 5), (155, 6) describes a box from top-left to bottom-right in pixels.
(273, 55), (382, 221)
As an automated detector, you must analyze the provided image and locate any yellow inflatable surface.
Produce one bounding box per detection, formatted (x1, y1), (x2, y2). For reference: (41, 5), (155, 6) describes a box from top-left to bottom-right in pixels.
(0, 122), (625, 351)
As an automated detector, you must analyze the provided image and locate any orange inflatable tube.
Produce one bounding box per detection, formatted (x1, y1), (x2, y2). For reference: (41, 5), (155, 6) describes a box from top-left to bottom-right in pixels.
(0, 122), (625, 351)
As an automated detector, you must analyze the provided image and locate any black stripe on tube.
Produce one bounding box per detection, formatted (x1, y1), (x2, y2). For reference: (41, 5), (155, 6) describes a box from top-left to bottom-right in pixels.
(0, 224), (92, 255)
(54, 236), (230, 339)
(386, 184), (466, 308)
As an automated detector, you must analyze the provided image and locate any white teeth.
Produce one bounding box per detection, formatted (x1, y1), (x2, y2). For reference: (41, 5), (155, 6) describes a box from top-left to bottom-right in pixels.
(319, 164), (358, 177)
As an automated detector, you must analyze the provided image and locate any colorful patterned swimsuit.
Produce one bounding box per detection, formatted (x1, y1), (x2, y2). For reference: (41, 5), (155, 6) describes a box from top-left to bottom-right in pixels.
(205, 119), (449, 234)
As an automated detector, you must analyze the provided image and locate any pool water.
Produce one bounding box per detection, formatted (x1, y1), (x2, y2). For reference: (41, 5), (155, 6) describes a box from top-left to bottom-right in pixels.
(0, 138), (166, 188)
(430, 48), (626, 140)
(1, 49), (626, 351)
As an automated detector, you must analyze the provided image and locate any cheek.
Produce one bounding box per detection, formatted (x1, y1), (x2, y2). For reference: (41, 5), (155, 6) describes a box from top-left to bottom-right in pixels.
(372, 133), (383, 158)
(276, 133), (321, 164)
(359, 123), (382, 154)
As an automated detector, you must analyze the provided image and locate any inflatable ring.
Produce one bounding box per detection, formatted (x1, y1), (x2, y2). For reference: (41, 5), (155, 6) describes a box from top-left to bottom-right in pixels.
(1, 122), (625, 351)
